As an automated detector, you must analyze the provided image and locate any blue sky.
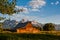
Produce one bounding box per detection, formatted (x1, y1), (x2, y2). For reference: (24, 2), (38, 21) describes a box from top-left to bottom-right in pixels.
(0, 0), (60, 24)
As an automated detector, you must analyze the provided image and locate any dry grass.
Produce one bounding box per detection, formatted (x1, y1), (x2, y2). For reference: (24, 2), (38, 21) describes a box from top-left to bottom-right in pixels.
(1, 31), (60, 36)
(15, 31), (60, 36)
(37, 31), (60, 36)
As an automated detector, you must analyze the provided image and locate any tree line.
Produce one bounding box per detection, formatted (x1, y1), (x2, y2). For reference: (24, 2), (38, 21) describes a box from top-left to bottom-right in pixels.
(36, 23), (55, 31)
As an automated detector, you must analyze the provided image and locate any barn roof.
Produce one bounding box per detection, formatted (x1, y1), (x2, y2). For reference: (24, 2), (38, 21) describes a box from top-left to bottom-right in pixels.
(14, 21), (31, 29)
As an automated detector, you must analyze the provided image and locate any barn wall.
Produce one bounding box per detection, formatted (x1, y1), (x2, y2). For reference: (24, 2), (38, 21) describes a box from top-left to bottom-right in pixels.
(17, 23), (40, 33)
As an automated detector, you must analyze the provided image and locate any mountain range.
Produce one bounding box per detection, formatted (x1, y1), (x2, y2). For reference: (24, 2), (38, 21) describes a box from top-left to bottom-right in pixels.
(2, 19), (60, 30)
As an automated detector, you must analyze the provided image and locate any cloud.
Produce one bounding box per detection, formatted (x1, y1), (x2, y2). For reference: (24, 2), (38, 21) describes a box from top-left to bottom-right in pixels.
(15, 6), (29, 14)
(10, 13), (39, 22)
(11, 14), (38, 23)
(11, 13), (60, 24)
(29, 0), (46, 9)
(31, 8), (40, 11)
(55, 1), (59, 5)
(51, 1), (59, 5)
(28, 8), (40, 12)
(15, 6), (40, 13)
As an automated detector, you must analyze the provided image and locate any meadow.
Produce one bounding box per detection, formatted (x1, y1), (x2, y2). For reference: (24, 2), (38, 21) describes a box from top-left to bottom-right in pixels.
(0, 31), (60, 40)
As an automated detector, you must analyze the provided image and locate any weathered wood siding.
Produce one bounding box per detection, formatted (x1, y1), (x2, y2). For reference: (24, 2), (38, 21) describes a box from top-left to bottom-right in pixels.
(17, 23), (40, 33)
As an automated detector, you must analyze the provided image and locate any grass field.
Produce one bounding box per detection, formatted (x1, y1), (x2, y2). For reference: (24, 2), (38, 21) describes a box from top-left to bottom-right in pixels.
(0, 33), (60, 40)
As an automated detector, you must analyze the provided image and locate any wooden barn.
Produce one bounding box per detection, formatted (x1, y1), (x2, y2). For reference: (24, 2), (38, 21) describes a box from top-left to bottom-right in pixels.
(15, 21), (40, 33)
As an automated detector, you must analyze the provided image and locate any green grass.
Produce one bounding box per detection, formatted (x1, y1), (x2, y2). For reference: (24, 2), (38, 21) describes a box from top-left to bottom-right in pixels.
(0, 33), (60, 40)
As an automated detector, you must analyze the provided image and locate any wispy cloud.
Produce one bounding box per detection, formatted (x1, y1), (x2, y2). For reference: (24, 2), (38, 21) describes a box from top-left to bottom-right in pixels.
(15, 6), (29, 14)
(11, 12), (60, 24)
(31, 8), (40, 11)
(15, 6), (40, 13)
(29, 0), (46, 9)
(11, 13), (38, 22)
(15, 0), (46, 12)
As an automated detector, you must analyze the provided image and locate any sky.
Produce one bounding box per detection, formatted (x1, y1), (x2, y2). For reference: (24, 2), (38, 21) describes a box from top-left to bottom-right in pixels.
(0, 0), (60, 24)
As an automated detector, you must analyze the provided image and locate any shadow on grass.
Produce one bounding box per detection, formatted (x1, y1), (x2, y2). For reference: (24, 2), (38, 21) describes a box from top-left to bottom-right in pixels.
(0, 33), (60, 40)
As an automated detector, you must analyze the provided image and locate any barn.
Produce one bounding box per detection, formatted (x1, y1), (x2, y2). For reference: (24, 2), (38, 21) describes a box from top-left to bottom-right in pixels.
(15, 21), (40, 33)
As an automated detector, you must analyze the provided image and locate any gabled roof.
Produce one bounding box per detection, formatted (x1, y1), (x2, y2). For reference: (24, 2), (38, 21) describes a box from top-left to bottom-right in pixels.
(15, 21), (31, 29)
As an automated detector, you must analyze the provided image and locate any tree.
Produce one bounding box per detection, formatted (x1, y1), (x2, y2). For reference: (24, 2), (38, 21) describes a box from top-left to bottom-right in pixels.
(0, 0), (16, 15)
(43, 23), (55, 31)
(36, 27), (42, 31)
(33, 26), (43, 31)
